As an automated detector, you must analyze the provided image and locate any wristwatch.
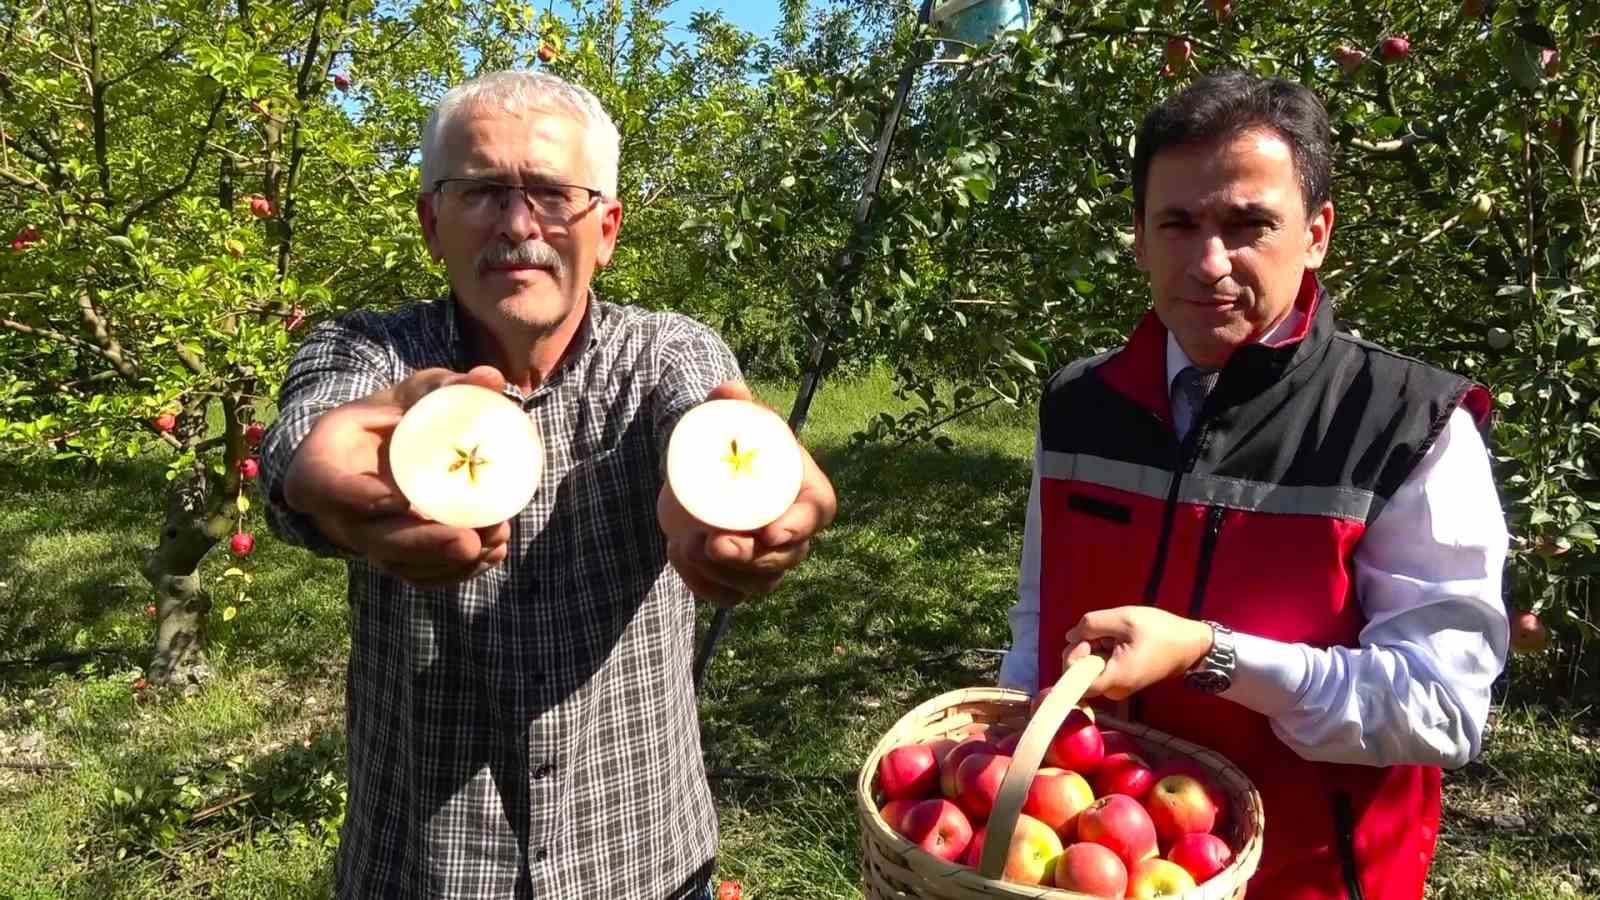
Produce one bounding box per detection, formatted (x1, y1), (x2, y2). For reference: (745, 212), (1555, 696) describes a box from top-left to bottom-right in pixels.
(1183, 621), (1236, 694)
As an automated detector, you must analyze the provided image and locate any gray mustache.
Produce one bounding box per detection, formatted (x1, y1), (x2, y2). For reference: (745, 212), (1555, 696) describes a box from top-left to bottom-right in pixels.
(477, 241), (564, 277)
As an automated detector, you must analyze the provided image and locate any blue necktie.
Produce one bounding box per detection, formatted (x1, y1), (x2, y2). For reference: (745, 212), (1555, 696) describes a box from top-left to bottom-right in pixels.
(1171, 366), (1219, 440)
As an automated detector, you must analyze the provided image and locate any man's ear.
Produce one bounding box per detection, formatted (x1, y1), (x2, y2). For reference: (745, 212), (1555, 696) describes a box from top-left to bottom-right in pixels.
(416, 193), (443, 263)
(1303, 200), (1335, 271)
(592, 198), (624, 268)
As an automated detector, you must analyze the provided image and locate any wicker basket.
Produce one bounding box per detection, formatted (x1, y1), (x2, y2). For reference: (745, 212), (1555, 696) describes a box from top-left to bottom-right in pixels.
(857, 657), (1264, 899)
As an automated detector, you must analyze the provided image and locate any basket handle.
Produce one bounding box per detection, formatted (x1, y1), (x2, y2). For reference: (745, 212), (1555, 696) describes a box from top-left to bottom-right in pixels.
(976, 654), (1106, 881)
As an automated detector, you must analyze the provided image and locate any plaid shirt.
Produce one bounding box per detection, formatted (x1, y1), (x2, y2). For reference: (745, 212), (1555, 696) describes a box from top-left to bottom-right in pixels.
(258, 294), (740, 899)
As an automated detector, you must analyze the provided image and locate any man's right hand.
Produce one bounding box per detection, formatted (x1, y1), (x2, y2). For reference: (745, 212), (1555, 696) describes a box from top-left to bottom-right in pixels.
(282, 365), (514, 588)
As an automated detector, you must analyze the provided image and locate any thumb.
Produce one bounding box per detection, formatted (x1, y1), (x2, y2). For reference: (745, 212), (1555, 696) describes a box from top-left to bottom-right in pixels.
(388, 366), (509, 411)
(1063, 609), (1129, 648)
(706, 379), (756, 404)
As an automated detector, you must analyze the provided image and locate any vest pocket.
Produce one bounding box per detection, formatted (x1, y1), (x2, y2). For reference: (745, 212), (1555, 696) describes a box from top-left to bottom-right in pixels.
(1187, 505), (1226, 618)
(1332, 792), (1366, 900)
(1067, 492), (1132, 524)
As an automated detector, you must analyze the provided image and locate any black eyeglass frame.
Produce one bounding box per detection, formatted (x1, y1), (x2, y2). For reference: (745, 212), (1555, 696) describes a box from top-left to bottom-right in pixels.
(430, 176), (605, 212)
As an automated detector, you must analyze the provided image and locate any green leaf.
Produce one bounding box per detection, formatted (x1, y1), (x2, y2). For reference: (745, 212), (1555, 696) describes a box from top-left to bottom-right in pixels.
(236, 493), (250, 514)
(105, 234), (136, 252)
(222, 606), (237, 622)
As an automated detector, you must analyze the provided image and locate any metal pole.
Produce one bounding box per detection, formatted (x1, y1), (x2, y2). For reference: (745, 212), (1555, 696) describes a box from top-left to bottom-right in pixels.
(695, 0), (939, 693)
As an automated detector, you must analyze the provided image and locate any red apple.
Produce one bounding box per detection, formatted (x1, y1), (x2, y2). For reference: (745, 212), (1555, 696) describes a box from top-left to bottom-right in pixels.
(1099, 730), (1142, 758)
(132, 677), (149, 691)
(1540, 48), (1560, 77)
(1207, 0), (1231, 18)
(716, 881), (741, 900)
(900, 798), (975, 862)
(1159, 62), (1177, 79)
(955, 752), (1011, 821)
(537, 43), (556, 62)
(284, 305), (307, 331)
(1077, 794), (1159, 871)
(1152, 759), (1229, 829)
(1459, 0), (1484, 18)
(153, 413), (177, 433)
(880, 798), (919, 835)
(1147, 774), (1220, 846)
(1128, 857), (1199, 897)
(1511, 611), (1548, 653)
(1378, 34), (1410, 63)
(1022, 767), (1096, 838)
(229, 532), (255, 557)
(994, 730), (1021, 756)
(1093, 752), (1157, 802)
(333, 72), (351, 91)
(966, 813), (1063, 886)
(939, 737), (998, 797)
(1333, 44), (1367, 76)
(249, 195), (273, 219)
(1167, 832), (1233, 884)
(1054, 841), (1129, 897)
(1044, 709), (1104, 773)
(244, 423), (266, 447)
(1164, 37), (1192, 69)
(878, 743), (940, 801)
(237, 457), (259, 479)
(9, 226), (39, 249)
(145, 603), (158, 619)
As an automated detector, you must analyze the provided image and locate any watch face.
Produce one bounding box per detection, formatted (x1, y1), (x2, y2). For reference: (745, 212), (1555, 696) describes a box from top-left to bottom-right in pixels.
(1186, 670), (1231, 694)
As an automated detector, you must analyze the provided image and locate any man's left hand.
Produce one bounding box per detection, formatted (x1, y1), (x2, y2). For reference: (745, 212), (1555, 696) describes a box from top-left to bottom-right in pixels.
(1062, 606), (1215, 700)
(657, 381), (838, 607)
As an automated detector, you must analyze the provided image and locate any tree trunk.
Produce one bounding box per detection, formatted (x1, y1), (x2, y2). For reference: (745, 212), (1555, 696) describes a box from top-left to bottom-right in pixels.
(140, 413), (218, 684)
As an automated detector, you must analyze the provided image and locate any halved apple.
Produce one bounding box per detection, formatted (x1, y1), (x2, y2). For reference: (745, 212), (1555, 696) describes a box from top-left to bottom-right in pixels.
(388, 383), (543, 528)
(666, 399), (803, 532)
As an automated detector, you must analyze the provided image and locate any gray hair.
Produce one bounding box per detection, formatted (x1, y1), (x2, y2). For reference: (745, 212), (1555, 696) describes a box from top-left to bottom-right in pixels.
(419, 70), (621, 198)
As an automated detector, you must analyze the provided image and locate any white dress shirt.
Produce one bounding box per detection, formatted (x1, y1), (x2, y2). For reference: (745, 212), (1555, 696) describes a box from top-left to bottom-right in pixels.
(1000, 317), (1511, 769)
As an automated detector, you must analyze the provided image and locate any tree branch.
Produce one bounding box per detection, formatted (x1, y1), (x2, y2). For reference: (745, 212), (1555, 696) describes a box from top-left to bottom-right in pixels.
(103, 24), (190, 89)
(0, 315), (136, 379)
(74, 281), (140, 379)
(0, 164), (49, 192)
(83, 0), (114, 205)
(118, 90), (227, 233)
(1346, 133), (1433, 156)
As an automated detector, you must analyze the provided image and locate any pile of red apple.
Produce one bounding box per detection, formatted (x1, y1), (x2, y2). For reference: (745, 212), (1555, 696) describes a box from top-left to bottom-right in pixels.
(873, 709), (1235, 898)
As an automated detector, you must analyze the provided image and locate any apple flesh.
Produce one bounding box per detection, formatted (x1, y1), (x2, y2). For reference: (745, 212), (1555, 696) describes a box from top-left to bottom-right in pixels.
(665, 399), (803, 532)
(1128, 857), (1199, 898)
(1054, 841), (1128, 897)
(878, 743), (939, 801)
(389, 383), (544, 529)
(1167, 831), (1233, 884)
(899, 798), (974, 862)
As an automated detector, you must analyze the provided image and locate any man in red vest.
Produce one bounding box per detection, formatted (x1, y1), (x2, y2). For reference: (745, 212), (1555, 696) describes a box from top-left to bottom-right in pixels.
(1000, 72), (1509, 900)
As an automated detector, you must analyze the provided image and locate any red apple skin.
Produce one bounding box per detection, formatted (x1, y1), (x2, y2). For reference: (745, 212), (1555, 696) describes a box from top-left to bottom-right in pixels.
(537, 43), (555, 62)
(879, 743), (939, 801)
(1164, 37), (1192, 68)
(716, 881), (741, 900)
(237, 457), (260, 479)
(249, 195), (273, 218)
(1511, 611), (1549, 653)
(1093, 752), (1157, 802)
(955, 752), (1012, 821)
(229, 532), (255, 557)
(244, 423), (266, 447)
(1378, 35), (1410, 63)
(154, 413), (177, 433)
(940, 738), (998, 797)
(965, 814), (1063, 885)
(1128, 857), (1199, 898)
(994, 730), (1022, 756)
(1147, 774), (1220, 846)
(1460, 0), (1485, 18)
(1152, 760), (1229, 830)
(1077, 794), (1159, 871)
(1022, 767), (1096, 838)
(1044, 709), (1104, 773)
(1207, 0), (1231, 17)
(901, 798), (975, 862)
(880, 798), (919, 835)
(333, 72), (351, 91)
(1167, 832), (1234, 884)
(1054, 841), (1129, 897)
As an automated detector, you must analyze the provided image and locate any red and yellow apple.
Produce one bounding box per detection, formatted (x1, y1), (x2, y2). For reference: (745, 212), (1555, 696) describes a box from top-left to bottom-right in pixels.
(1128, 857), (1199, 898)
(1044, 708), (1104, 773)
(388, 383), (544, 529)
(954, 752), (1011, 820)
(966, 813), (1063, 885)
(900, 798), (974, 862)
(1077, 794), (1159, 871)
(1167, 831), (1234, 884)
(665, 399), (804, 532)
(878, 743), (940, 801)
(1054, 841), (1128, 898)
(939, 737), (998, 798)
(1021, 766), (1095, 838)
(879, 798), (918, 834)
(1147, 774), (1220, 846)
(1152, 759), (1229, 830)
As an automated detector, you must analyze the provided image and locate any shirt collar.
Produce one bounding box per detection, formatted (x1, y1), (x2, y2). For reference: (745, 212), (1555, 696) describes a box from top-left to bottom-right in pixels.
(438, 289), (605, 381)
(1165, 305), (1305, 392)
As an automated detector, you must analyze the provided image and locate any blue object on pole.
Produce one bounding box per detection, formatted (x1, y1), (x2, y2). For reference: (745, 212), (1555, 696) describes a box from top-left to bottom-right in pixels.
(930, 0), (1030, 44)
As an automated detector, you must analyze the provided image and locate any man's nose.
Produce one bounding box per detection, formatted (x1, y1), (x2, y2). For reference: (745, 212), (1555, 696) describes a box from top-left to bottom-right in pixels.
(1189, 232), (1232, 286)
(495, 190), (543, 244)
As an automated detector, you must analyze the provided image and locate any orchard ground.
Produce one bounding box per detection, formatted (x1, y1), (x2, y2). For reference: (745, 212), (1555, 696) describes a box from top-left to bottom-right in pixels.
(1, 372), (1595, 899)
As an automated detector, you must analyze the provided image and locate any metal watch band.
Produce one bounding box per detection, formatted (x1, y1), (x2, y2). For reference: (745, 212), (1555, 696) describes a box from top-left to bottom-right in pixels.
(1183, 620), (1236, 694)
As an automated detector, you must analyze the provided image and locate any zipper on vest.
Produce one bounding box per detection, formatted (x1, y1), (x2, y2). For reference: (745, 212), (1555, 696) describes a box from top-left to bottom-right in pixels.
(1332, 792), (1366, 900)
(1133, 426), (1206, 721)
(1187, 505), (1226, 618)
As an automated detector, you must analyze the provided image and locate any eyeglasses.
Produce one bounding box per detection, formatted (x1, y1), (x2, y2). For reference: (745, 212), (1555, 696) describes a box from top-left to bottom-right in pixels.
(431, 176), (604, 222)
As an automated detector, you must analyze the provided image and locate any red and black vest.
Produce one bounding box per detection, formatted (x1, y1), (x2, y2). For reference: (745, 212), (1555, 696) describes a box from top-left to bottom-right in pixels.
(1035, 273), (1490, 900)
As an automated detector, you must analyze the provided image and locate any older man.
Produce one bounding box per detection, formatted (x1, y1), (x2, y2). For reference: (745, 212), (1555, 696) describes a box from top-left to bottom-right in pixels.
(259, 70), (836, 899)
(1001, 72), (1508, 899)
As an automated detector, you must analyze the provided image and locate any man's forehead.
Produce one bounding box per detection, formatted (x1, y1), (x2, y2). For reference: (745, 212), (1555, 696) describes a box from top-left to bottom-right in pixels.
(436, 106), (584, 170)
(1146, 132), (1299, 211)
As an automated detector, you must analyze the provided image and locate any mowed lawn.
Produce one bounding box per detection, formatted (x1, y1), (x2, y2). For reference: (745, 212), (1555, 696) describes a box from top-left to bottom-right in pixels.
(1, 371), (1596, 899)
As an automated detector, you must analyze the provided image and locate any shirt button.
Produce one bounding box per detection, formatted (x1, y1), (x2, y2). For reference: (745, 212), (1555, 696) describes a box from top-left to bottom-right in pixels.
(533, 847), (549, 863)
(534, 763), (555, 779)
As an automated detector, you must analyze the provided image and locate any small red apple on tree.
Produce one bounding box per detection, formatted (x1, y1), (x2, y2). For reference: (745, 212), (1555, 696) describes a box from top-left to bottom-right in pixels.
(1378, 34), (1410, 63)
(145, 603), (158, 619)
(1164, 37), (1193, 69)
(249, 195), (274, 219)
(1333, 45), (1368, 76)
(237, 457), (260, 479)
(285, 306), (307, 331)
(537, 43), (556, 63)
(153, 412), (178, 433)
(1511, 611), (1548, 653)
(1459, 0), (1485, 18)
(230, 532), (255, 557)
(132, 676), (149, 691)
(333, 72), (351, 91)
(9, 226), (39, 250)
(245, 423), (267, 447)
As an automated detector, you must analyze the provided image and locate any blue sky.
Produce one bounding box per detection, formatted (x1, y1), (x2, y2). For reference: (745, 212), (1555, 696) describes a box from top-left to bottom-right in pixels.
(660, 1), (784, 40)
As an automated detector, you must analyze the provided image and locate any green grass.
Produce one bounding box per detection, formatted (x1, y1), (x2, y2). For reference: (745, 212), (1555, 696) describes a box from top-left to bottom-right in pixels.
(1, 370), (1596, 899)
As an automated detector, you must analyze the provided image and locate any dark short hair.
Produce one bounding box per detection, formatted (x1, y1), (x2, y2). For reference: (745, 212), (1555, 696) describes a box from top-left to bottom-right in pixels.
(1132, 71), (1332, 219)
